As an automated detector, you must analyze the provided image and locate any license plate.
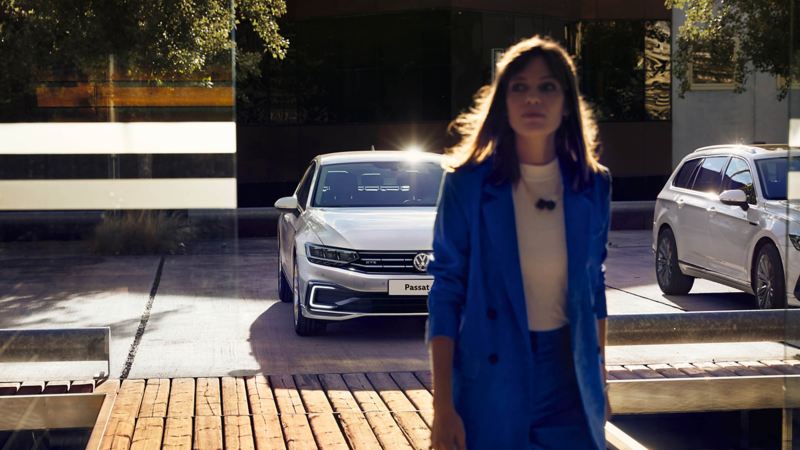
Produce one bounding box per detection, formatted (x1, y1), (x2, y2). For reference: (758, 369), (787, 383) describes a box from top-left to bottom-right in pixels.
(388, 279), (433, 296)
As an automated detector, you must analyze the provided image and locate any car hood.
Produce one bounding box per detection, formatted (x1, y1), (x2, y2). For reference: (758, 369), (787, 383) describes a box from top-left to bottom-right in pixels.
(306, 207), (436, 250)
(766, 201), (800, 221)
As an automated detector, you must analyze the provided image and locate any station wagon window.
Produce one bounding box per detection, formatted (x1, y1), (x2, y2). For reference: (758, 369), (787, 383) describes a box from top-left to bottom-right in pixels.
(691, 156), (729, 194)
(721, 157), (756, 204)
(755, 157), (800, 200)
(672, 158), (703, 189)
(295, 162), (316, 209)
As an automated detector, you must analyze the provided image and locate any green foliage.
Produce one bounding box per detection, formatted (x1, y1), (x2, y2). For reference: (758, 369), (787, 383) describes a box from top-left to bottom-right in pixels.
(668, 0), (796, 99)
(0, 0), (288, 116)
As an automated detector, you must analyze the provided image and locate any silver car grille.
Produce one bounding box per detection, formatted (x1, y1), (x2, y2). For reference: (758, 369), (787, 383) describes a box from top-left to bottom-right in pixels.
(350, 251), (428, 274)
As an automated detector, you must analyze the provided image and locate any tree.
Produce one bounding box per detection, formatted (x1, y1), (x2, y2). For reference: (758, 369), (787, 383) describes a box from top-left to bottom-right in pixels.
(0, 0), (288, 118)
(668, 0), (797, 99)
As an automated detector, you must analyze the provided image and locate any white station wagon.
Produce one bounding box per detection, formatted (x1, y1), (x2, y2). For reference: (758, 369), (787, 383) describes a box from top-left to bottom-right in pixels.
(653, 144), (800, 309)
(275, 151), (444, 335)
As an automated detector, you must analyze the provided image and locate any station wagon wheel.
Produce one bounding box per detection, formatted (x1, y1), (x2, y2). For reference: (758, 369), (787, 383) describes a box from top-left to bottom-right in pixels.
(753, 244), (786, 309)
(292, 257), (326, 336)
(655, 228), (694, 295)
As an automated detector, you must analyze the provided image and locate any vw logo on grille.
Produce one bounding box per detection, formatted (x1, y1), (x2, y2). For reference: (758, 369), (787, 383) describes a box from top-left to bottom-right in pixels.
(413, 253), (431, 272)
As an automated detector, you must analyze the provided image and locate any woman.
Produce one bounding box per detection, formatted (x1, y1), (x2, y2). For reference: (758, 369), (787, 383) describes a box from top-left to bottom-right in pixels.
(427, 36), (611, 450)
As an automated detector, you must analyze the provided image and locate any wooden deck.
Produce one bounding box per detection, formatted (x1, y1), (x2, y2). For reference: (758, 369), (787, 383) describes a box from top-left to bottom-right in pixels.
(3, 360), (800, 449)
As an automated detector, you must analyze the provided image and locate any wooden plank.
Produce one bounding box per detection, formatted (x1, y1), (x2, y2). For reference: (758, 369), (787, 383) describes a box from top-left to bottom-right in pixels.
(294, 374), (349, 450)
(222, 376), (249, 416)
(611, 376), (800, 414)
(607, 366), (641, 380)
(224, 416), (256, 450)
(164, 378), (195, 449)
(194, 416), (223, 450)
(246, 376), (279, 416)
(605, 421), (648, 450)
(319, 373), (381, 450)
(167, 378), (195, 418)
(716, 361), (762, 377)
(646, 364), (689, 379)
(366, 372), (430, 450)
(413, 371), (433, 393)
(342, 373), (414, 450)
(269, 374), (318, 450)
(252, 415), (287, 450)
(17, 380), (45, 395)
(130, 417), (163, 450)
(69, 380), (95, 394)
(196, 378), (222, 416)
(671, 362), (712, 378)
(43, 380), (70, 394)
(0, 382), (20, 396)
(246, 376), (286, 450)
(100, 379), (146, 450)
(740, 360), (784, 376)
(390, 372), (433, 428)
(692, 362), (738, 377)
(222, 377), (255, 450)
(138, 379), (170, 418)
(163, 418), (192, 450)
(86, 380), (120, 450)
(624, 365), (665, 379)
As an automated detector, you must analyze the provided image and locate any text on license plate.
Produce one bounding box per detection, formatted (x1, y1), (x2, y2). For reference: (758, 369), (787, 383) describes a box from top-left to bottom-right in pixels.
(388, 279), (433, 296)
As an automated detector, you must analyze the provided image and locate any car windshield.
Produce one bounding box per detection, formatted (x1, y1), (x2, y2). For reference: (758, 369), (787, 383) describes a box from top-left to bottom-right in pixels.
(755, 157), (800, 200)
(312, 160), (444, 207)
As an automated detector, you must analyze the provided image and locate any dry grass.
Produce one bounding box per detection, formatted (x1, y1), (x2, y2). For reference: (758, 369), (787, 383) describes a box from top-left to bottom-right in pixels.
(92, 210), (194, 255)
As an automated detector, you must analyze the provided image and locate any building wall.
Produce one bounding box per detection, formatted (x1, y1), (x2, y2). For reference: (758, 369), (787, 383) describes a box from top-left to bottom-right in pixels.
(671, 8), (790, 167)
(238, 1), (674, 205)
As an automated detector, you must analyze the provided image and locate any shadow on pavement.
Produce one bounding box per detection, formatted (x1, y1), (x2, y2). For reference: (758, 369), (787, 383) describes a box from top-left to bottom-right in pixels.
(246, 302), (430, 376)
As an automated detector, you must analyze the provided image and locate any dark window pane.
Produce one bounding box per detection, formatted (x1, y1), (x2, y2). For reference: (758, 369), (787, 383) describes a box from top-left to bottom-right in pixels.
(673, 158), (703, 189)
(722, 158), (756, 204)
(571, 21), (646, 121)
(692, 156), (729, 194)
(296, 162), (316, 208)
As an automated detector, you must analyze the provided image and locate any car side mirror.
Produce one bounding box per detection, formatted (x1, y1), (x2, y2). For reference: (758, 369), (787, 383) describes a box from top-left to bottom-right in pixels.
(719, 189), (749, 211)
(274, 196), (299, 213)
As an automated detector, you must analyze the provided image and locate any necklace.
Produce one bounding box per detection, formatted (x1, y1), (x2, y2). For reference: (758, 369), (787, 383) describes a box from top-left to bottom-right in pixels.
(518, 172), (562, 212)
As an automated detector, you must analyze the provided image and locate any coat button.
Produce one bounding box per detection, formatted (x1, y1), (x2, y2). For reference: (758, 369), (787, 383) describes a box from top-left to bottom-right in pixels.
(487, 308), (497, 320)
(488, 353), (498, 364)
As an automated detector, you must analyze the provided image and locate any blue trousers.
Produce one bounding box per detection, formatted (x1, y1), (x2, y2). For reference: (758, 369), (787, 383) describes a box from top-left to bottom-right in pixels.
(528, 325), (595, 449)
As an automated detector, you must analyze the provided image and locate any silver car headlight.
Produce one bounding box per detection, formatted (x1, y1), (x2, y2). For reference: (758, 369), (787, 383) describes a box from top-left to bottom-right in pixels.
(790, 234), (800, 251)
(305, 243), (359, 267)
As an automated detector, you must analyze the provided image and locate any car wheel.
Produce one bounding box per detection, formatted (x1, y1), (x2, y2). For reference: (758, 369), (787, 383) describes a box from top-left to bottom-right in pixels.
(752, 244), (786, 309)
(278, 242), (292, 303)
(292, 257), (326, 336)
(655, 228), (694, 295)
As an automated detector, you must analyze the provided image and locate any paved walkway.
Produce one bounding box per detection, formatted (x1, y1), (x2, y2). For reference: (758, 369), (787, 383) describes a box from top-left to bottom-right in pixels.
(1, 231), (798, 382)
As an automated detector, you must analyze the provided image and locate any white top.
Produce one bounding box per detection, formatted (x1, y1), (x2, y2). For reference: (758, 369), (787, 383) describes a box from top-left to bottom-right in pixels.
(512, 158), (568, 331)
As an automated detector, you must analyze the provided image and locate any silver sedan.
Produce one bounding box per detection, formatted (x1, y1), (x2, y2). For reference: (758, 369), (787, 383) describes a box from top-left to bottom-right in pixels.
(275, 150), (444, 336)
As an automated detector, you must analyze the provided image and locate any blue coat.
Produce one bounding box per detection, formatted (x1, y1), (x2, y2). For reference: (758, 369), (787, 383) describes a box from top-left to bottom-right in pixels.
(426, 156), (610, 450)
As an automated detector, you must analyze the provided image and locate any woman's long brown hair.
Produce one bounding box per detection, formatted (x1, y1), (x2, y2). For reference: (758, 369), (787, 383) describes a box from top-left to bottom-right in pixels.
(443, 35), (604, 191)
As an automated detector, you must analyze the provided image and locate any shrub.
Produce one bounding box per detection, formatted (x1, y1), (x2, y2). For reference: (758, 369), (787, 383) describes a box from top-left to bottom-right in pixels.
(92, 210), (193, 255)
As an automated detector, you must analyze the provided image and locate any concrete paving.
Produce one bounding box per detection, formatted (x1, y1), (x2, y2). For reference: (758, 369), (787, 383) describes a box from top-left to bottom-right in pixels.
(0, 230), (797, 381)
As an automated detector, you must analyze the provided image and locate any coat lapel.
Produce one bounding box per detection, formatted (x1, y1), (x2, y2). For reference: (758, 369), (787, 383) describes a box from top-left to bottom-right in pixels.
(560, 163), (592, 313)
(481, 179), (529, 334)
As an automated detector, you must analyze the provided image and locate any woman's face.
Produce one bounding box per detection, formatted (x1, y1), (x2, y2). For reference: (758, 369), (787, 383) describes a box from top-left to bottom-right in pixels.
(505, 56), (566, 140)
